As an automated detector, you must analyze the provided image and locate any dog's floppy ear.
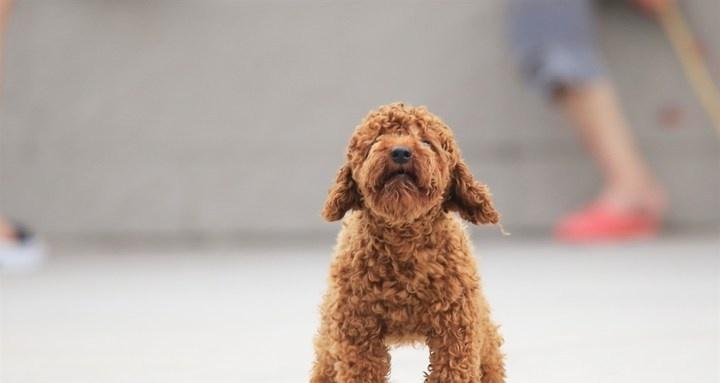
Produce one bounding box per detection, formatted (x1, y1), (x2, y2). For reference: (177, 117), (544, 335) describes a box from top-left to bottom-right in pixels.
(322, 164), (361, 221)
(444, 160), (500, 225)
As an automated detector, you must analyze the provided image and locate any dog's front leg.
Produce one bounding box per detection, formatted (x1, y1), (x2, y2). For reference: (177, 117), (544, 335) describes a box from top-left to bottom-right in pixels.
(332, 312), (390, 383)
(425, 311), (482, 383)
(333, 337), (389, 383)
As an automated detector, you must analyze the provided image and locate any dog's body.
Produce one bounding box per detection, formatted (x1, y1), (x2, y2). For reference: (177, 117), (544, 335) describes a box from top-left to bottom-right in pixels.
(312, 104), (505, 383)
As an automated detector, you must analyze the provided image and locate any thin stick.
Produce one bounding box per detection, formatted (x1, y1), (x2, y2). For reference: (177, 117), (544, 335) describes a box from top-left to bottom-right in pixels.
(657, 3), (720, 138)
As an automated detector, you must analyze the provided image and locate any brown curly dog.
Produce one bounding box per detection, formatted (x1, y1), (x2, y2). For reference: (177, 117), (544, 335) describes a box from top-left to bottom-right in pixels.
(311, 103), (505, 383)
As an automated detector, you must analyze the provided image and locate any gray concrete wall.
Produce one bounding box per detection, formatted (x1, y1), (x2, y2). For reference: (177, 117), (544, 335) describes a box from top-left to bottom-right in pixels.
(1, 0), (718, 239)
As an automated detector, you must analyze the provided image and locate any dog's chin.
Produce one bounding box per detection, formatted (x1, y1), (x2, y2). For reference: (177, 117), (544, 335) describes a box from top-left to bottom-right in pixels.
(368, 179), (436, 223)
(380, 169), (418, 190)
(369, 195), (435, 223)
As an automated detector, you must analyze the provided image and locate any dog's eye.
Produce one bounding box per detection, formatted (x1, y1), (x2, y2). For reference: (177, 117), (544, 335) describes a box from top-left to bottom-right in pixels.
(421, 140), (433, 148)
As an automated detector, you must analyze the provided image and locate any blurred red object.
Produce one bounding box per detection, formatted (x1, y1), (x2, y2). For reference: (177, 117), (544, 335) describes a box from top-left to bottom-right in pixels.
(658, 103), (686, 129)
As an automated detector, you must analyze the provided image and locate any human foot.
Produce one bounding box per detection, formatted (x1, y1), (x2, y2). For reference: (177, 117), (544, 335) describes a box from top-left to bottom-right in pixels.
(555, 186), (666, 243)
(0, 220), (45, 273)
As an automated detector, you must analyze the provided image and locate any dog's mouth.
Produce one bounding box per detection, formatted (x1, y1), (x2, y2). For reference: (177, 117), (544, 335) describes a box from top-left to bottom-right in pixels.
(381, 168), (418, 186)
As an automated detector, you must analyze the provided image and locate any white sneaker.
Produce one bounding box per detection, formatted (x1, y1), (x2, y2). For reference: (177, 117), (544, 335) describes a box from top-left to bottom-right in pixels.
(0, 237), (46, 273)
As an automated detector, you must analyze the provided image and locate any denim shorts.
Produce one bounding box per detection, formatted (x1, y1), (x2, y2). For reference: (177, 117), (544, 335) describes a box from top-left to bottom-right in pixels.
(506, 0), (605, 95)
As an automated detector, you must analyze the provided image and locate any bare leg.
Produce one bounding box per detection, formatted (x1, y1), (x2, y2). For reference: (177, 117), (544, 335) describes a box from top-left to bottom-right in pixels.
(0, 0), (13, 242)
(0, 0), (11, 80)
(557, 81), (665, 212)
(0, 218), (14, 241)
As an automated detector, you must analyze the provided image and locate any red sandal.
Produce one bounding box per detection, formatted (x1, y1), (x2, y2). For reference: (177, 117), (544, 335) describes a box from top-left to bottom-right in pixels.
(555, 202), (662, 243)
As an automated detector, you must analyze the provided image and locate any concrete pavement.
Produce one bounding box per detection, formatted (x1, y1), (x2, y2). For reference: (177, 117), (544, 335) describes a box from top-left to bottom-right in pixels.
(1, 237), (718, 382)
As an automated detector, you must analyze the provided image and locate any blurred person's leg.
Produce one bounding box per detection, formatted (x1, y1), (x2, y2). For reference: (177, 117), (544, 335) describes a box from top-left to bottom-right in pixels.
(507, 0), (665, 242)
(0, 0), (10, 78)
(0, 0), (14, 243)
(0, 0), (44, 271)
(0, 0), (13, 244)
(0, 218), (15, 241)
(559, 82), (664, 211)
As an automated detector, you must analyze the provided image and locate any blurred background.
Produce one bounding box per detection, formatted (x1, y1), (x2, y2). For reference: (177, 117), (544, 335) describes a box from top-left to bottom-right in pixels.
(0, 1), (718, 382)
(1, 0), (718, 240)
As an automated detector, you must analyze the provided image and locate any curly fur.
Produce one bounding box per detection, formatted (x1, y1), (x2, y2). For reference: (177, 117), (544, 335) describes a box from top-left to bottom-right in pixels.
(312, 103), (505, 383)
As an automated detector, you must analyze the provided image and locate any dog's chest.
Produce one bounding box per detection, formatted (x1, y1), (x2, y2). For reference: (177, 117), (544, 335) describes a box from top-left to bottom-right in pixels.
(336, 233), (476, 337)
(360, 247), (463, 336)
(359, 247), (459, 306)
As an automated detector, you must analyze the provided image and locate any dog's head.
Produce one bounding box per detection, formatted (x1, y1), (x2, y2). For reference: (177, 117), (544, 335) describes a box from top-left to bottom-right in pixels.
(322, 103), (499, 225)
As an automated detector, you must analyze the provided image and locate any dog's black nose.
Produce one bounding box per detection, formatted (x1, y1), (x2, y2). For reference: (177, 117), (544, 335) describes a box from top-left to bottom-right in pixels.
(390, 146), (412, 164)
